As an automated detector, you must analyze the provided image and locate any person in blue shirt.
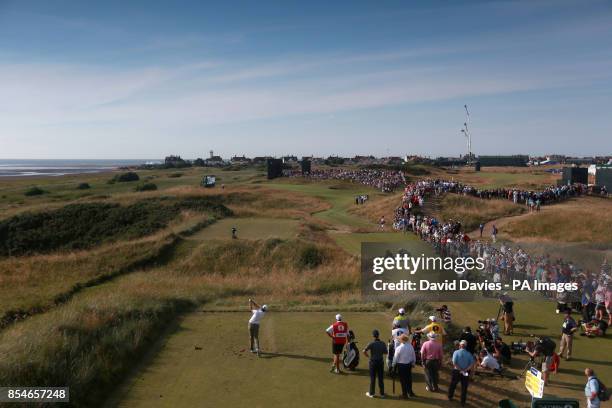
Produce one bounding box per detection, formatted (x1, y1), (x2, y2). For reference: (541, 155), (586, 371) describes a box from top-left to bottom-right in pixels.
(584, 368), (600, 408)
(448, 340), (475, 406)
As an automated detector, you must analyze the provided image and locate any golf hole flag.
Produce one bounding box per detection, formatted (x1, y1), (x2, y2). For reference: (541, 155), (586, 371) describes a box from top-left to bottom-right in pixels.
(525, 367), (545, 399)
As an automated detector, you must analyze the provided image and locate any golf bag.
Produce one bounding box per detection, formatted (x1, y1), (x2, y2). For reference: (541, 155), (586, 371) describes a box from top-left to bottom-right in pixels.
(342, 330), (359, 370)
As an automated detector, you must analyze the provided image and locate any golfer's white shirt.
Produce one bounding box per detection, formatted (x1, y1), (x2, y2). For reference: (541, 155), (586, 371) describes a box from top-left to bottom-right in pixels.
(249, 309), (265, 324)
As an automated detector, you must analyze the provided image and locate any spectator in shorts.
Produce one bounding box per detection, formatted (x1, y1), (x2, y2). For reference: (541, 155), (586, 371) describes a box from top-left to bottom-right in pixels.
(499, 292), (515, 335)
(326, 314), (349, 374)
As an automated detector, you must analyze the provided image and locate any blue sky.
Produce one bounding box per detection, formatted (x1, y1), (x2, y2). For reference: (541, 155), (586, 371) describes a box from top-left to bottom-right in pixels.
(1, 0), (611, 159)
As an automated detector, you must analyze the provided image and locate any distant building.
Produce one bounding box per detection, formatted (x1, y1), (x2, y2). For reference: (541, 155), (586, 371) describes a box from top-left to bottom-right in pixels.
(282, 155), (298, 163)
(477, 155), (528, 167)
(205, 155), (225, 166)
(564, 157), (596, 165)
(230, 155), (251, 164)
(383, 156), (404, 165)
(252, 156), (271, 164)
(434, 156), (467, 166)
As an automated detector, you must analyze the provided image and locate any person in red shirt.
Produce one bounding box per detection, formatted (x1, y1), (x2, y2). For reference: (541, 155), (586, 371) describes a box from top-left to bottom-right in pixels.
(326, 314), (349, 374)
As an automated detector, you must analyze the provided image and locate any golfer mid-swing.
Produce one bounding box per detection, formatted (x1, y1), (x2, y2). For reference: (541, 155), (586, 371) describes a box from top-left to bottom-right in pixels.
(248, 298), (267, 355)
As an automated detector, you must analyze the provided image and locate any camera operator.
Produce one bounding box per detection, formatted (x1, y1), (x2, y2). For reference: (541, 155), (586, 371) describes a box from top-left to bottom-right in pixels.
(488, 318), (500, 342)
(477, 349), (502, 374)
(527, 337), (556, 385)
(499, 292), (515, 335)
(476, 321), (493, 351)
(459, 327), (477, 355)
(559, 310), (577, 360)
(493, 337), (511, 365)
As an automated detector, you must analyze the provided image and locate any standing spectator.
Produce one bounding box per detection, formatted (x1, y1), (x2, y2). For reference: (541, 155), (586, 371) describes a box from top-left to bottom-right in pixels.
(499, 292), (515, 335)
(459, 327), (477, 355)
(582, 277), (596, 321)
(491, 224), (498, 243)
(363, 329), (387, 398)
(418, 316), (446, 343)
(379, 215), (386, 231)
(420, 332), (443, 392)
(479, 223), (484, 237)
(559, 310), (578, 360)
(594, 281), (607, 321)
(448, 340), (475, 406)
(392, 334), (417, 399)
(605, 283), (612, 327)
(584, 368), (601, 408)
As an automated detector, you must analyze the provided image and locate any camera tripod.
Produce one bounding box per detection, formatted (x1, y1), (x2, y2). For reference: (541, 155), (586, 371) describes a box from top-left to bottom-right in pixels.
(519, 356), (542, 378)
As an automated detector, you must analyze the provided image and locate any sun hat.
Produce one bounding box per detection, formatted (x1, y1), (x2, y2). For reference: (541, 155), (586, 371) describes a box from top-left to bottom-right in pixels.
(429, 315), (437, 322)
(335, 314), (342, 321)
(261, 305), (268, 312)
(398, 308), (406, 315)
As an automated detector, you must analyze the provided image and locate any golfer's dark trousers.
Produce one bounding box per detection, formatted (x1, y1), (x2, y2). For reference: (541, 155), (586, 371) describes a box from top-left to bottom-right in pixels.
(423, 359), (440, 390)
(369, 359), (384, 395)
(396, 363), (413, 396)
(448, 369), (469, 405)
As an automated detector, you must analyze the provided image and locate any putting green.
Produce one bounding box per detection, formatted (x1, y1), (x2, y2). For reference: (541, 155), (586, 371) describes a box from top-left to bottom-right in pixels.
(187, 217), (299, 241)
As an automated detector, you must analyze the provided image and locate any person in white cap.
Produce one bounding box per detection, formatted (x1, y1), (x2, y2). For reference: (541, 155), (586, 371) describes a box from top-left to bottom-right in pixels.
(248, 298), (268, 355)
(393, 308), (411, 332)
(417, 316), (446, 344)
(326, 314), (349, 373)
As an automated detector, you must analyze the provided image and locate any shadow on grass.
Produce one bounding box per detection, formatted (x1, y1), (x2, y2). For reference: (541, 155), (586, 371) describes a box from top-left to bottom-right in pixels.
(513, 323), (546, 330)
(259, 351), (330, 363)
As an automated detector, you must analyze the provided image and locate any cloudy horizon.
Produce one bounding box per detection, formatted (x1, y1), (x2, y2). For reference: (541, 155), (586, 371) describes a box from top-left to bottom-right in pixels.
(1, 0), (611, 159)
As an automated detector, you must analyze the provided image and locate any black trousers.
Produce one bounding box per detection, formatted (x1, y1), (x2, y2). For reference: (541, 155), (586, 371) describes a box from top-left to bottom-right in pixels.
(448, 369), (469, 405)
(369, 359), (385, 395)
(423, 359), (440, 390)
(396, 363), (413, 396)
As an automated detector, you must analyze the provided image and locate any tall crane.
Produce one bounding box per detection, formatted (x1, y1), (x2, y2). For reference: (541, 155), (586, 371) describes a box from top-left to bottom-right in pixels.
(461, 104), (472, 163)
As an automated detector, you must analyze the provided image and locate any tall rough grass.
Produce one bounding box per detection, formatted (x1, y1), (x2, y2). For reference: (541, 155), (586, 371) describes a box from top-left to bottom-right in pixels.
(439, 194), (524, 231)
